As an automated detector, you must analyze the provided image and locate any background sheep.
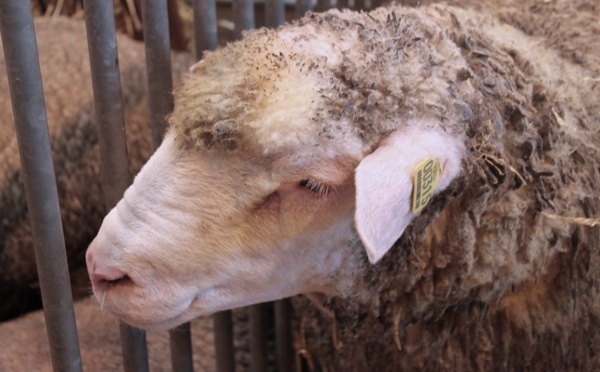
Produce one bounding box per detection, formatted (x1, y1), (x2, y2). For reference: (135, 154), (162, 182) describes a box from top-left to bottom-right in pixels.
(0, 298), (216, 371)
(31, 0), (189, 51)
(0, 297), (275, 371)
(83, 1), (599, 370)
(0, 17), (191, 320)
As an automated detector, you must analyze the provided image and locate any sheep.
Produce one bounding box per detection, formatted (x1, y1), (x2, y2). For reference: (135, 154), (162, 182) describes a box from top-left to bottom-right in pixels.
(0, 17), (192, 320)
(0, 296), (270, 371)
(85, 2), (599, 369)
(0, 297), (217, 371)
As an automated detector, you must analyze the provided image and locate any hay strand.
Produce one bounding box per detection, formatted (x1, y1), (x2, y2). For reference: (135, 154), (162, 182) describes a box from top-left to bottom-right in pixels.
(393, 310), (402, 351)
(480, 152), (528, 186)
(542, 212), (600, 227)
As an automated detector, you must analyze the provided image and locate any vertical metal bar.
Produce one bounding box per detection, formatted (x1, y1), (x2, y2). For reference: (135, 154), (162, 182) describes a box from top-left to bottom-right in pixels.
(119, 323), (150, 372)
(233, 0), (255, 40)
(169, 323), (194, 372)
(370, 0), (383, 10)
(0, 3), (83, 372)
(81, 1), (150, 371)
(81, 0), (132, 208)
(337, 0), (349, 9)
(193, 0), (218, 59)
(140, 1), (195, 371)
(214, 310), (236, 372)
(249, 303), (269, 372)
(191, 1), (235, 370)
(265, 0), (285, 28)
(275, 300), (293, 372)
(296, 0), (313, 19)
(142, 0), (174, 148)
(315, 0), (334, 12)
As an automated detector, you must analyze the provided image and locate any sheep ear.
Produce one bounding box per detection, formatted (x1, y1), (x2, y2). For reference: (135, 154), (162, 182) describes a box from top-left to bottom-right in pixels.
(354, 127), (463, 264)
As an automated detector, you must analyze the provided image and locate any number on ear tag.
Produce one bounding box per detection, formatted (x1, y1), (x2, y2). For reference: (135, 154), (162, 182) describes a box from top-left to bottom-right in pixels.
(411, 158), (442, 214)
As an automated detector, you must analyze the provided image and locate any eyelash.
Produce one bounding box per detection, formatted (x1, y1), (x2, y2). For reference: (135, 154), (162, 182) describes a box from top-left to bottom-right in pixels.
(300, 179), (333, 197)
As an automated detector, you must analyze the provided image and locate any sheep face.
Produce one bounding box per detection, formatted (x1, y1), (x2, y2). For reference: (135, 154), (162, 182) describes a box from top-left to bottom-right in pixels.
(86, 129), (365, 329)
(86, 125), (462, 330)
(86, 8), (466, 330)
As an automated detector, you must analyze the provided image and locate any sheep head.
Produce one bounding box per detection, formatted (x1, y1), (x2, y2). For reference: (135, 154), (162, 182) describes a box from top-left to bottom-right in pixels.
(86, 7), (468, 330)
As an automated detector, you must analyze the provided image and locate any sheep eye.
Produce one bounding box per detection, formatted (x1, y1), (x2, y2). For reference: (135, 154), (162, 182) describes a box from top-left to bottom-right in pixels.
(300, 179), (332, 197)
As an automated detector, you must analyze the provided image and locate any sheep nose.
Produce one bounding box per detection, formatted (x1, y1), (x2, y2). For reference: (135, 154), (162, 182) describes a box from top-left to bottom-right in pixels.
(89, 266), (130, 291)
(86, 240), (131, 291)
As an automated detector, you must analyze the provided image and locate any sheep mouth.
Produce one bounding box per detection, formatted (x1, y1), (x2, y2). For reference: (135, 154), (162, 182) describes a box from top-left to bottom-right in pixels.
(119, 291), (213, 331)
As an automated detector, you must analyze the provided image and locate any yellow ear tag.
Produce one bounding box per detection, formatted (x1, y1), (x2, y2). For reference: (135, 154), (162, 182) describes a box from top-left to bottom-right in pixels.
(412, 158), (442, 214)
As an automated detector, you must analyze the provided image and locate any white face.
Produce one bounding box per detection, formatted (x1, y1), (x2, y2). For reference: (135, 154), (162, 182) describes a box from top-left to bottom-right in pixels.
(86, 124), (464, 330)
(86, 131), (364, 330)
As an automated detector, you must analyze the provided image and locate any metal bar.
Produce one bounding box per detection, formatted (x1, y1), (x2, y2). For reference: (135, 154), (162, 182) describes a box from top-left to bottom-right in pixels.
(232, 0), (255, 40)
(249, 303), (269, 372)
(275, 300), (293, 372)
(142, 0), (174, 148)
(191, 1), (234, 371)
(81, 1), (150, 371)
(370, 0), (383, 10)
(193, 0), (218, 59)
(315, 0), (334, 12)
(140, 1), (195, 370)
(169, 323), (195, 372)
(265, 0), (285, 28)
(119, 323), (150, 372)
(214, 310), (236, 372)
(295, 0), (312, 19)
(81, 0), (132, 208)
(0, 3), (83, 372)
(337, 0), (350, 9)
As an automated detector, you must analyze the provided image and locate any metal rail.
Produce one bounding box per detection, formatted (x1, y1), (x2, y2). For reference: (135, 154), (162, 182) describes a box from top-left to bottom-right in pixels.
(233, 0), (255, 39)
(190, 2), (238, 371)
(194, 0), (218, 58)
(266, 0), (285, 28)
(142, 0), (175, 148)
(81, 0), (150, 370)
(0, 2), (83, 372)
(169, 323), (195, 372)
(296, 0), (313, 18)
(141, 0), (195, 370)
(250, 303), (269, 372)
(214, 310), (236, 372)
(275, 299), (294, 372)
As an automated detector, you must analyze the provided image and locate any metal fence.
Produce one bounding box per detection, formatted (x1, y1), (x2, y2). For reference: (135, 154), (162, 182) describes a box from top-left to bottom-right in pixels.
(0, 0), (370, 371)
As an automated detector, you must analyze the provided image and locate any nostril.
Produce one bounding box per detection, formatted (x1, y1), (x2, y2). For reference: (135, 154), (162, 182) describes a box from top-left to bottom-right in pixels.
(92, 274), (131, 290)
(91, 267), (132, 291)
